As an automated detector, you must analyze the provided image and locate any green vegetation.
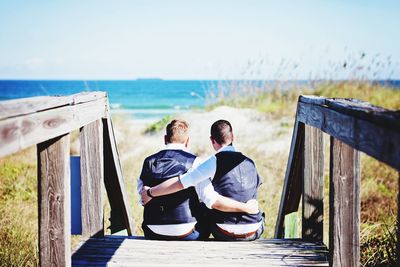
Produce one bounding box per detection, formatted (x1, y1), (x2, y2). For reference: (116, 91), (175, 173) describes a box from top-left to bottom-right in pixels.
(144, 115), (173, 134)
(0, 148), (38, 267)
(208, 81), (400, 118)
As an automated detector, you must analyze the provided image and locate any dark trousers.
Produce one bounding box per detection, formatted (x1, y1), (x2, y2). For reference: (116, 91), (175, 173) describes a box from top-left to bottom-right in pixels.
(142, 223), (200, 241)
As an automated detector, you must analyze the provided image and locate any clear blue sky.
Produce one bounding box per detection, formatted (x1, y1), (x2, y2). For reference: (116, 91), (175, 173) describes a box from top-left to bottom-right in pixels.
(0, 0), (399, 80)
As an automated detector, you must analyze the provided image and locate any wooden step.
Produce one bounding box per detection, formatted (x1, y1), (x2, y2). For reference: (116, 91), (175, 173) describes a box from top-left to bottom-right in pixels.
(72, 236), (329, 266)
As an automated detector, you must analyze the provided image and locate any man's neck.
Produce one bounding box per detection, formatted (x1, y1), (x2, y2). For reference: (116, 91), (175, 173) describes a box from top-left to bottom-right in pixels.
(164, 142), (187, 151)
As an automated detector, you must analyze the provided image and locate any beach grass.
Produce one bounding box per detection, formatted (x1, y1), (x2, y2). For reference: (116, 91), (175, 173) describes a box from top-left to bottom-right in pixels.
(0, 147), (38, 267)
(143, 115), (173, 134)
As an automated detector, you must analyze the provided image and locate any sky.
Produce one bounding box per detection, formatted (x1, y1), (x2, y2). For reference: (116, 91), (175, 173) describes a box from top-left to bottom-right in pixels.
(0, 0), (399, 80)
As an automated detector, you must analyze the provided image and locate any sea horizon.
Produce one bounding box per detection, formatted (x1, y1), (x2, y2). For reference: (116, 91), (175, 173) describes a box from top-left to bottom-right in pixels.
(1, 79), (399, 123)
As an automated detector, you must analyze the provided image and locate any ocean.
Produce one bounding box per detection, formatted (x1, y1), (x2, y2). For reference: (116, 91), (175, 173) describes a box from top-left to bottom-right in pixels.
(1, 79), (399, 123)
(0, 80), (213, 122)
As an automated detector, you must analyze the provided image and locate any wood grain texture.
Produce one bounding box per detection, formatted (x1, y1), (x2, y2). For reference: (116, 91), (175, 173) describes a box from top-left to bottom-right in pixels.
(80, 119), (104, 239)
(103, 114), (135, 235)
(72, 237), (329, 267)
(0, 91), (106, 120)
(324, 98), (400, 130)
(302, 125), (324, 241)
(329, 137), (360, 267)
(0, 97), (107, 158)
(274, 119), (304, 238)
(299, 95), (400, 129)
(297, 101), (400, 171)
(37, 134), (71, 267)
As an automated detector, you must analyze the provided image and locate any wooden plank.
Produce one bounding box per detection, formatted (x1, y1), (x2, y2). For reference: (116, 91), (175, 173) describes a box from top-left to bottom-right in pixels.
(103, 113), (135, 235)
(80, 119), (104, 238)
(274, 119), (304, 238)
(0, 97), (107, 158)
(37, 133), (71, 267)
(302, 125), (324, 241)
(0, 91), (106, 120)
(72, 237), (329, 267)
(325, 98), (400, 130)
(329, 137), (360, 267)
(297, 101), (400, 171)
(300, 95), (400, 129)
(299, 95), (326, 105)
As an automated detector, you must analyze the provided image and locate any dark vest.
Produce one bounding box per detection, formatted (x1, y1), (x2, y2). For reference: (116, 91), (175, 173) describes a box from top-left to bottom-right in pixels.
(210, 151), (262, 224)
(140, 149), (199, 225)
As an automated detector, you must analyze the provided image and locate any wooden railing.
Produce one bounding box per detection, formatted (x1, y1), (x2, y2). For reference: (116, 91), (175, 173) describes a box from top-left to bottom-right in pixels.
(275, 95), (400, 266)
(0, 92), (134, 266)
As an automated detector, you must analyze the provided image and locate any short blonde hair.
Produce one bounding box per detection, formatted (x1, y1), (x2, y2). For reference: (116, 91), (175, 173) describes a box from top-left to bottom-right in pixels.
(165, 119), (189, 144)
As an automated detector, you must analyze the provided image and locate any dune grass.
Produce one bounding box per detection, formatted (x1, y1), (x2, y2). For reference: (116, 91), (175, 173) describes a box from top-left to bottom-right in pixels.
(0, 147), (38, 267)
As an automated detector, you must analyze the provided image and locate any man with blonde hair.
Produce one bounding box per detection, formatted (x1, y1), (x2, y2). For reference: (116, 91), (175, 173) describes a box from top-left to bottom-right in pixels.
(138, 119), (258, 240)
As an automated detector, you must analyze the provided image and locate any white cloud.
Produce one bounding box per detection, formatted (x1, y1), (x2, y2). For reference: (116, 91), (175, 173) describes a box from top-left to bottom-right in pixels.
(23, 57), (46, 70)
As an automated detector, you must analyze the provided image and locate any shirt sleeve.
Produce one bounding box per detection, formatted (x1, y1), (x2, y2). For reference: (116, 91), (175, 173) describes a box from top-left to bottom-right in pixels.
(195, 179), (220, 209)
(179, 154), (217, 188)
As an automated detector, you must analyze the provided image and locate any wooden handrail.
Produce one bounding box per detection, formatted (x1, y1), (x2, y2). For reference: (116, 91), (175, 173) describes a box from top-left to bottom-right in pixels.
(0, 92), (107, 158)
(297, 95), (400, 170)
(275, 95), (400, 266)
(0, 92), (135, 266)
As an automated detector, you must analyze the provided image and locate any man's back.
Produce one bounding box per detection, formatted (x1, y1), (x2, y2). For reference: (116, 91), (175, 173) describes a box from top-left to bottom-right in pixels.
(210, 151), (262, 225)
(140, 149), (199, 226)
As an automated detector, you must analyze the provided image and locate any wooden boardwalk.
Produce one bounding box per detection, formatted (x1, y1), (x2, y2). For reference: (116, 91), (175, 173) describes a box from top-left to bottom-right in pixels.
(72, 236), (329, 266)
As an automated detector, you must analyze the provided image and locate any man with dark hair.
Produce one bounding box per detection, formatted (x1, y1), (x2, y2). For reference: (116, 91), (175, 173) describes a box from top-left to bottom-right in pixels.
(138, 119), (259, 240)
(141, 119), (264, 241)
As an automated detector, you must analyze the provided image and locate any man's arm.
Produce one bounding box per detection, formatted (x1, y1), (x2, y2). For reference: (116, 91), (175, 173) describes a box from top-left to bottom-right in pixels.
(141, 155), (217, 205)
(212, 197), (259, 214)
(195, 179), (259, 214)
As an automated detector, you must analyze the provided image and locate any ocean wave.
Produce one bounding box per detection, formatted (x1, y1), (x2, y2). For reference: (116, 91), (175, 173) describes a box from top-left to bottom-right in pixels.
(109, 103), (186, 110)
(110, 108), (185, 114)
(110, 103), (122, 109)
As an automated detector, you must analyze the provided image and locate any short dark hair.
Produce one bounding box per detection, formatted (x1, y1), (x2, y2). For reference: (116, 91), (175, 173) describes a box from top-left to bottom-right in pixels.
(165, 119), (189, 143)
(210, 120), (233, 145)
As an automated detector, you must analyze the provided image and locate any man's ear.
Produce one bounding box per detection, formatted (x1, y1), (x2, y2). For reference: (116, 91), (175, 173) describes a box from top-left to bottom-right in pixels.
(210, 136), (215, 144)
(231, 133), (234, 143)
(164, 135), (168, 145)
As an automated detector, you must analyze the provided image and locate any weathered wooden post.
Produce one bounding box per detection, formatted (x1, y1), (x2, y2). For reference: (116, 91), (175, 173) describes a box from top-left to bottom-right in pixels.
(38, 134), (71, 267)
(274, 120), (305, 238)
(103, 115), (135, 235)
(329, 137), (360, 267)
(302, 125), (324, 241)
(80, 119), (104, 238)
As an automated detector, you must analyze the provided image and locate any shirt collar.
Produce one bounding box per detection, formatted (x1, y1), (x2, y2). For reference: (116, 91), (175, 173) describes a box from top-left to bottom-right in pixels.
(217, 144), (236, 153)
(162, 143), (188, 151)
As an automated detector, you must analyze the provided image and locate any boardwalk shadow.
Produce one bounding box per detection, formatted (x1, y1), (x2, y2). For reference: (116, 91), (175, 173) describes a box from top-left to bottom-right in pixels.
(72, 235), (145, 266)
(302, 196), (323, 241)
